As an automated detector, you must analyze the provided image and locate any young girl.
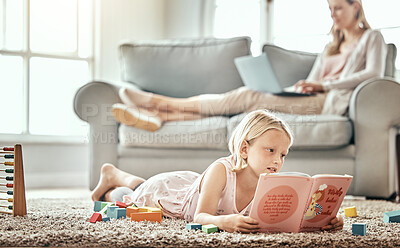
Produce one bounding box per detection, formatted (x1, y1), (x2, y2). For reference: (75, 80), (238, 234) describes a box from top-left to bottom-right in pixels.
(92, 110), (343, 233)
(111, 0), (387, 132)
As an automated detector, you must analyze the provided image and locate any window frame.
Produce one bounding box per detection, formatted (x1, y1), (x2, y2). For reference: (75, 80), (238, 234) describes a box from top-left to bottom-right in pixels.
(0, 0), (94, 143)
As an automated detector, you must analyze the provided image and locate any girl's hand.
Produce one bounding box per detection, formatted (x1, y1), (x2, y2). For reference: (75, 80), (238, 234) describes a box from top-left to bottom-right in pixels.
(221, 214), (260, 233)
(294, 80), (324, 93)
(321, 214), (344, 231)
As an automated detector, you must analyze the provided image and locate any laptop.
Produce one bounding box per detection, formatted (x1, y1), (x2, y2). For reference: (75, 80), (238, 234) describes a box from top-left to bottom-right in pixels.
(234, 53), (314, 96)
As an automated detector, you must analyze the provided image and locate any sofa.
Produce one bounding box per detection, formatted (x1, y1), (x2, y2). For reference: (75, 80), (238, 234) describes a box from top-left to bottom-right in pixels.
(74, 36), (399, 198)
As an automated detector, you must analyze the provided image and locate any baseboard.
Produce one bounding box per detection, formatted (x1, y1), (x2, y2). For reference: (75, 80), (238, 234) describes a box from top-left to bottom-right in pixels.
(25, 171), (89, 189)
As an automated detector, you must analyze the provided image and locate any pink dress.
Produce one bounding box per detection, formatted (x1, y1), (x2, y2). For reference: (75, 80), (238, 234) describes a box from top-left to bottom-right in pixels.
(128, 155), (252, 221)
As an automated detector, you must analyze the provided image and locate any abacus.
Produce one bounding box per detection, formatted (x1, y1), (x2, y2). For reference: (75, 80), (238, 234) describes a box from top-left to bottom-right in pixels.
(0, 144), (26, 216)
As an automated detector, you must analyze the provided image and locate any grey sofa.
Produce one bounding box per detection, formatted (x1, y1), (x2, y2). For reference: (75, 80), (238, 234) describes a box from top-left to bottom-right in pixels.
(74, 36), (399, 198)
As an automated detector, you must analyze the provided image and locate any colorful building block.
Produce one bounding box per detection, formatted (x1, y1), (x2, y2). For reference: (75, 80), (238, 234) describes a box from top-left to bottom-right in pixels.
(352, 223), (367, 236)
(94, 201), (103, 212)
(107, 206), (119, 218)
(101, 217), (111, 222)
(99, 202), (113, 215)
(126, 206), (140, 217)
(202, 224), (219, 234)
(344, 206), (358, 217)
(101, 202), (114, 214)
(138, 206), (162, 212)
(89, 213), (102, 223)
(130, 212), (162, 222)
(94, 201), (112, 212)
(115, 208), (127, 219)
(383, 210), (400, 223)
(115, 201), (126, 208)
(186, 223), (202, 230)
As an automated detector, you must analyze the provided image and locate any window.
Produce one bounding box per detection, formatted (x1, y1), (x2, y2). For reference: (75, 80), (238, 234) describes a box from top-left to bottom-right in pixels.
(0, 0), (92, 138)
(213, 0), (262, 55)
(272, 0), (400, 74)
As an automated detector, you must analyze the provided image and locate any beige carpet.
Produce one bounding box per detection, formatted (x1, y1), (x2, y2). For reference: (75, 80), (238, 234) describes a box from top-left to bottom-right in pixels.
(0, 190), (400, 247)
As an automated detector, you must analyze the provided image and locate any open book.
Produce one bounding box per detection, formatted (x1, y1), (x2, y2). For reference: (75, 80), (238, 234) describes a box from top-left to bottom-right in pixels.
(249, 172), (353, 233)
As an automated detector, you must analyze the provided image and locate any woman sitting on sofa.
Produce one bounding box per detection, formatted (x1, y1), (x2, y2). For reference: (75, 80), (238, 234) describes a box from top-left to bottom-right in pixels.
(112, 0), (387, 132)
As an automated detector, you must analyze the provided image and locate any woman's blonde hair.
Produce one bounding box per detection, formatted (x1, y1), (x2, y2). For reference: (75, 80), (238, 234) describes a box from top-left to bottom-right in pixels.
(326, 0), (371, 56)
(228, 110), (293, 172)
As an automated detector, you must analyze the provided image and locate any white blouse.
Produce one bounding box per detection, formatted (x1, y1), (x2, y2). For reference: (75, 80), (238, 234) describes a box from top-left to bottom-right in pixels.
(307, 29), (388, 115)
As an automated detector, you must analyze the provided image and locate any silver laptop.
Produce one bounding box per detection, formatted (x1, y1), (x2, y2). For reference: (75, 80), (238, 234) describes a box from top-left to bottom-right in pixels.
(234, 53), (314, 96)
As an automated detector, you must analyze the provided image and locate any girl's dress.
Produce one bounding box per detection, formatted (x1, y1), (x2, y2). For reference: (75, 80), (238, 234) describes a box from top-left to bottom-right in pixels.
(126, 155), (252, 221)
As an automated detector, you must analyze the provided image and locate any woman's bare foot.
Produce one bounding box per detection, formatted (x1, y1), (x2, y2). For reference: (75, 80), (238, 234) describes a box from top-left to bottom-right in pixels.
(91, 163), (146, 202)
(119, 87), (154, 108)
(112, 103), (163, 132)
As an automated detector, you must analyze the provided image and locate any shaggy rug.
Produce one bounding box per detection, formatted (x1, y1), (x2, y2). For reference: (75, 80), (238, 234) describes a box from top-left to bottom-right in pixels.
(0, 194), (399, 247)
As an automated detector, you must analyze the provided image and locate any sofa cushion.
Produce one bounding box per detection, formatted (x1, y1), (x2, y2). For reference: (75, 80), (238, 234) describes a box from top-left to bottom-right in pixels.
(119, 37), (251, 98)
(262, 44), (317, 88)
(119, 116), (229, 150)
(227, 113), (353, 149)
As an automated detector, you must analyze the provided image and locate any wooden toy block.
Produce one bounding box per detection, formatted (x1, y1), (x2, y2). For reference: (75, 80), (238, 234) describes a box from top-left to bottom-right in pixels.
(99, 203), (113, 215)
(115, 208), (126, 219)
(94, 201), (103, 212)
(352, 223), (367, 236)
(101, 202), (114, 214)
(138, 206), (162, 212)
(130, 212), (162, 223)
(147, 207), (162, 212)
(383, 210), (400, 223)
(126, 206), (140, 217)
(101, 217), (111, 222)
(115, 201), (126, 208)
(107, 206), (119, 219)
(186, 223), (202, 230)
(344, 206), (358, 217)
(202, 224), (219, 234)
(90, 213), (102, 223)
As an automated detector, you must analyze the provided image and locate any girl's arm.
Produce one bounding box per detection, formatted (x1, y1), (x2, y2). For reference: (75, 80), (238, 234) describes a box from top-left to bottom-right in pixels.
(193, 162), (260, 233)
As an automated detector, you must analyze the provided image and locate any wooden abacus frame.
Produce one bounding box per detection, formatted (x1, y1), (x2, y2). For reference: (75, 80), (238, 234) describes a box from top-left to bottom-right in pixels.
(0, 144), (27, 216)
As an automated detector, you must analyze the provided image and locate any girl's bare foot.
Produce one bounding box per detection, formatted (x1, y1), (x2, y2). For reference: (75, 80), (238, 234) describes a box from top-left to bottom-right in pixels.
(91, 163), (145, 202)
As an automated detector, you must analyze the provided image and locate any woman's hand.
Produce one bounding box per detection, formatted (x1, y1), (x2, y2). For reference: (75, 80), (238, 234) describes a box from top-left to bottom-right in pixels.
(220, 214), (260, 233)
(321, 214), (344, 231)
(294, 80), (324, 93)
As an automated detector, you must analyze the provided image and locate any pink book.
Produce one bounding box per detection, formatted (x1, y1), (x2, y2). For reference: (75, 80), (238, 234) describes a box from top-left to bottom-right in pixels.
(249, 172), (353, 233)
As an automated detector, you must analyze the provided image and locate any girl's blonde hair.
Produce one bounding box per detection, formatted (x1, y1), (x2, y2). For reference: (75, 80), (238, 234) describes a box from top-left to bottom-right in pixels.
(326, 0), (371, 56)
(228, 110), (293, 172)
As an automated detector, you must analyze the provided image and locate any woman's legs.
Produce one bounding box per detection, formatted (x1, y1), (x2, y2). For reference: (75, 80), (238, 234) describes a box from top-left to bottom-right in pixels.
(91, 163), (146, 202)
(114, 86), (327, 131)
(120, 86), (327, 116)
(119, 87), (200, 113)
(112, 103), (206, 131)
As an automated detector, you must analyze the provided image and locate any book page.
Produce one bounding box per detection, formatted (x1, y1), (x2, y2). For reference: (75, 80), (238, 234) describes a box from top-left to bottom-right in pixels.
(300, 175), (353, 232)
(271, 172), (311, 177)
(249, 175), (313, 233)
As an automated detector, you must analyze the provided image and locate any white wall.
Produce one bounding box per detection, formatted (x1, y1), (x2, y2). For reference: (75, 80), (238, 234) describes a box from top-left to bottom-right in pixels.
(94, 0), (210, 82)
(13, 143), (89, 189)
(164, 0), (204, 38)
(94, 0), (166, 81)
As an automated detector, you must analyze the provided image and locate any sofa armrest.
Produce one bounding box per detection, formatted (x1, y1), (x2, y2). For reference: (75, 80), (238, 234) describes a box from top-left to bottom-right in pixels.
(349, 77), (400, 197)
(74, 81), (122, 190)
